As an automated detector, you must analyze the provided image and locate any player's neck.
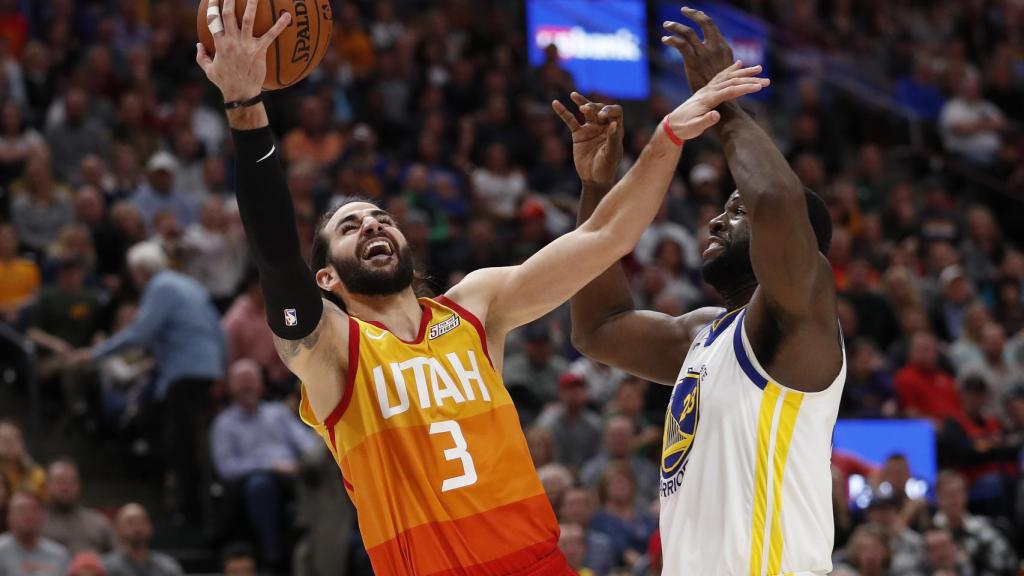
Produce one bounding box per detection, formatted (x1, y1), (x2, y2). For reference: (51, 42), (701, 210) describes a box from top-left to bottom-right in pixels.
(346, 288), (423, 340)
(718, 280), (757, 311)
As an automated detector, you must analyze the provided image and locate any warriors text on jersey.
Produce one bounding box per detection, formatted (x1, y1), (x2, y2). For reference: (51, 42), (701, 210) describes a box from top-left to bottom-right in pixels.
(659, 308), (846, 576)
(300, 297), (568, 575)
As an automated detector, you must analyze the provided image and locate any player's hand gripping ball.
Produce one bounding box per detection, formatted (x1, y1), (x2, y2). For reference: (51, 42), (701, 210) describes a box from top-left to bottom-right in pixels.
(198, 0), (333, 90)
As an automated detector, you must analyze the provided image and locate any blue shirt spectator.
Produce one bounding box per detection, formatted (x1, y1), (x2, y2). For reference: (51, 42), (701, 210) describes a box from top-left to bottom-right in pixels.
(130, 151), (199, 231)
(91, 244), (225, 399)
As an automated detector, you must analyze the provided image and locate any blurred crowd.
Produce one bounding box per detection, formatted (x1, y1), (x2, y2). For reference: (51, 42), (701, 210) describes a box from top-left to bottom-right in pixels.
(0, 0), (1021, 574)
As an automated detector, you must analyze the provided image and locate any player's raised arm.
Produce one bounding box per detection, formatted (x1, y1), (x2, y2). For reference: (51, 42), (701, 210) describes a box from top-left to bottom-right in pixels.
(664, 7), (841, 389)
(446, 63), (768, 342)
(196, 0), (348, 421)
(562, 94), (718, 385)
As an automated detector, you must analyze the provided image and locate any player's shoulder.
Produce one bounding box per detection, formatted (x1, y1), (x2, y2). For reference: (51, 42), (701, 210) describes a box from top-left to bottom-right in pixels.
(680, 306), (727, 337)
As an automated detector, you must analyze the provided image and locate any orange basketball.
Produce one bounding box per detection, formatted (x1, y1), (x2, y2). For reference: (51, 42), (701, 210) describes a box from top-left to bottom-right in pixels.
(197, 0), (333, 91)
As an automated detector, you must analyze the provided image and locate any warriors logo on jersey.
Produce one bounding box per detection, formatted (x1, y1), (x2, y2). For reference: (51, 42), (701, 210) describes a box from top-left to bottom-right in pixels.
(661, 371), (701, 481)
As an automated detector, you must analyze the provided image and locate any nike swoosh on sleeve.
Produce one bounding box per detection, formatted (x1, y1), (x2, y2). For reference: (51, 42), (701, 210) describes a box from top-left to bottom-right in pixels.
(256, 145), (276, 163)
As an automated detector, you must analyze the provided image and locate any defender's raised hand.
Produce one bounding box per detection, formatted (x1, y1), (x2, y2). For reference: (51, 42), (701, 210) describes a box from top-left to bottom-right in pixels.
(195, 0), (291, 101)
(552, 93), (624, 188)
(664, 61), (769, 141)
(662, 7), (735, 93)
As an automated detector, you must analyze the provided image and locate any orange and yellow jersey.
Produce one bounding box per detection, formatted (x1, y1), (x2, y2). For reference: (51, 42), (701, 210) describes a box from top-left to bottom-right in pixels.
(300, 296), (570, 576)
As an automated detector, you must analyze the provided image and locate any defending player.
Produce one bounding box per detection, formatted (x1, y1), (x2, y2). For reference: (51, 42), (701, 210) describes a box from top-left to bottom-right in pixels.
(195, 0), (769, 573)
(568, 8), (845, 576)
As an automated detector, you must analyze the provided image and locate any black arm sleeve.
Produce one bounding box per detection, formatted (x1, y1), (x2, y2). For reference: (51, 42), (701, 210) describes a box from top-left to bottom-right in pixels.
(231, 127), (323, 340)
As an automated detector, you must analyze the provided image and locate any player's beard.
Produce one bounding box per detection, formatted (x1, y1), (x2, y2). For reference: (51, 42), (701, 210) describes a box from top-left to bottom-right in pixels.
(332, 244), (416, 297)
(701, 237), (755, 293)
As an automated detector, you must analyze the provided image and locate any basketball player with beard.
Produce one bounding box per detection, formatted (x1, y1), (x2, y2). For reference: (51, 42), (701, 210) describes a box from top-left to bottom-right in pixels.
(195, 1), (769, 573)
(569, 8), (846, 576)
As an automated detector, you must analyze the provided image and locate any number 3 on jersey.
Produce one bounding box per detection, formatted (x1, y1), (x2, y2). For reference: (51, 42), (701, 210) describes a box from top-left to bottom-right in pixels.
(429, 420), (478, 492)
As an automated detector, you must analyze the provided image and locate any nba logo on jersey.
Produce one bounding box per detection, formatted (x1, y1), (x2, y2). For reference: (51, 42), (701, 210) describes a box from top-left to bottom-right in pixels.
(661, 370), (701, 497)
(284, 308), (297, 327)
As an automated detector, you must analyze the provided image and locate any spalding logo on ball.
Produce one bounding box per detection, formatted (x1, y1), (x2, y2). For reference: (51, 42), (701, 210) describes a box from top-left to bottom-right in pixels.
(198, 0), (333, 90)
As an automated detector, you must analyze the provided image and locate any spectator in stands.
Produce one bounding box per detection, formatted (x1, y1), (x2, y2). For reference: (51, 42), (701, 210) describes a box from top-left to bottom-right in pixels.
(130, 151), (197, 231)
(920, 527), (973, 576)
(949, 302), (993, 372)
(865, 493), (924, 576)
(222, 268), (291, 394)
(841, 258), (900, 351)
(939, 68), (1007, 167)
(210, 359), (318, 570)
(282, 96), (344, 169)
(580, 416), (658, 507)
(0, 222), (39, 319)
(537, 463), (573, 512)
(41, 459), (115, 554)
(895, 331), (963, 423)
(101, 503), (183, 576)
(832, 524), (892, 576)
(537, 372), (603, 470)
(932, 470), (1016, 575)
(85, 242), (226, 527)
(931, 266), (976, 343)
(26, 256), (100, 418)
(960, 205), (1003, 287)
(558, 488), (616, 575)
(67, 552), (107, 576)
(221, 542), (257, 576)
(524, 425), (558, 470)
(994, 276), (1024, 336)
(181, 197), (245, 311)
(590, 462), (657, 569)
(0, 419), (45, 499)
(558, 523), (598, 576)
(44, 87), (110, 182)
(10, 149), (73, 254)
(959, 323), (1016, 405)
(471, 141), (527, 222)
(937, 376), (1016, 516)
(503, 322), (569, 418)
(0, 491), (70, 576)
(841, 340), (897, 419)
(0, 99), (44, 187)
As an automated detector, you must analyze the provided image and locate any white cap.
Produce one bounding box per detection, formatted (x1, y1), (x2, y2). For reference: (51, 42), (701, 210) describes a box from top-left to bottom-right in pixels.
(690, 163), (719, 186)
(146, 151), (179, 173)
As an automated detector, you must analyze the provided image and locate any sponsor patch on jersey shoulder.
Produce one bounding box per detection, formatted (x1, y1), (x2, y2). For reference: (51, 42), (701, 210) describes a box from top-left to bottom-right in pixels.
(429, 314), (460, 340)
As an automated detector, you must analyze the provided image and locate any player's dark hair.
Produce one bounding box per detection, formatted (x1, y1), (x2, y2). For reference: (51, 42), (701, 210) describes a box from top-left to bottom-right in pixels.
(804, 188), (832, 255)
(309, 197), (433, 312)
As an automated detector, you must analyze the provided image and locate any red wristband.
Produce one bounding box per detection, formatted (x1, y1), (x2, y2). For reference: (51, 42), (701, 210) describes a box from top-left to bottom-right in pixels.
(662, 117), (685, 147)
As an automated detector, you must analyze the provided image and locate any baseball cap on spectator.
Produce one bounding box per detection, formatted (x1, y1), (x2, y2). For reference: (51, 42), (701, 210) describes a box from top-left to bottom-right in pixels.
(689, 163), (719, 187)
(558, 372), (586, 389)
(519, 198), (546, 221)
(939, 265), (966, 288)
(961, 375), (989, 394)
(146, 151), (179, 174)
(68, 552), (106, 576)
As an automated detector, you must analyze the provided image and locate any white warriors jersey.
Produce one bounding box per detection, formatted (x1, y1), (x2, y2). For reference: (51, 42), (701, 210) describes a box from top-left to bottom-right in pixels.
(659, 307), (846, 576)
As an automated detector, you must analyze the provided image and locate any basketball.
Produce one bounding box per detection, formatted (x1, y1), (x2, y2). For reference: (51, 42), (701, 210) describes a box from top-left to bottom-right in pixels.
(197, 0), (333, 91)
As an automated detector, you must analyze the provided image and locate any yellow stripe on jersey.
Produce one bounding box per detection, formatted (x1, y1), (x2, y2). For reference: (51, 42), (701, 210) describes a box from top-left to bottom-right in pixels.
(767, 390), (804, 575)
(748, 382), (780, 576)
(748, 382), (805, 576)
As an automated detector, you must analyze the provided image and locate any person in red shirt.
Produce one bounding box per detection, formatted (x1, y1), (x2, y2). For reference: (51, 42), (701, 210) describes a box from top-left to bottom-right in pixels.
(895, 331), (964, 422)
(937, 376), (1017, 498)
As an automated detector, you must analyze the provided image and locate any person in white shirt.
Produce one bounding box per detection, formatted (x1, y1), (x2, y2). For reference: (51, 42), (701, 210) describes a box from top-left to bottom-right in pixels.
(939, 69), (1007, 166)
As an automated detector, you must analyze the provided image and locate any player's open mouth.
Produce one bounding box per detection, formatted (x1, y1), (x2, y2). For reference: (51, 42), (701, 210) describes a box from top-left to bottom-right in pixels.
(362, 238), (395, 262)
(703, 237), (727, 258)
